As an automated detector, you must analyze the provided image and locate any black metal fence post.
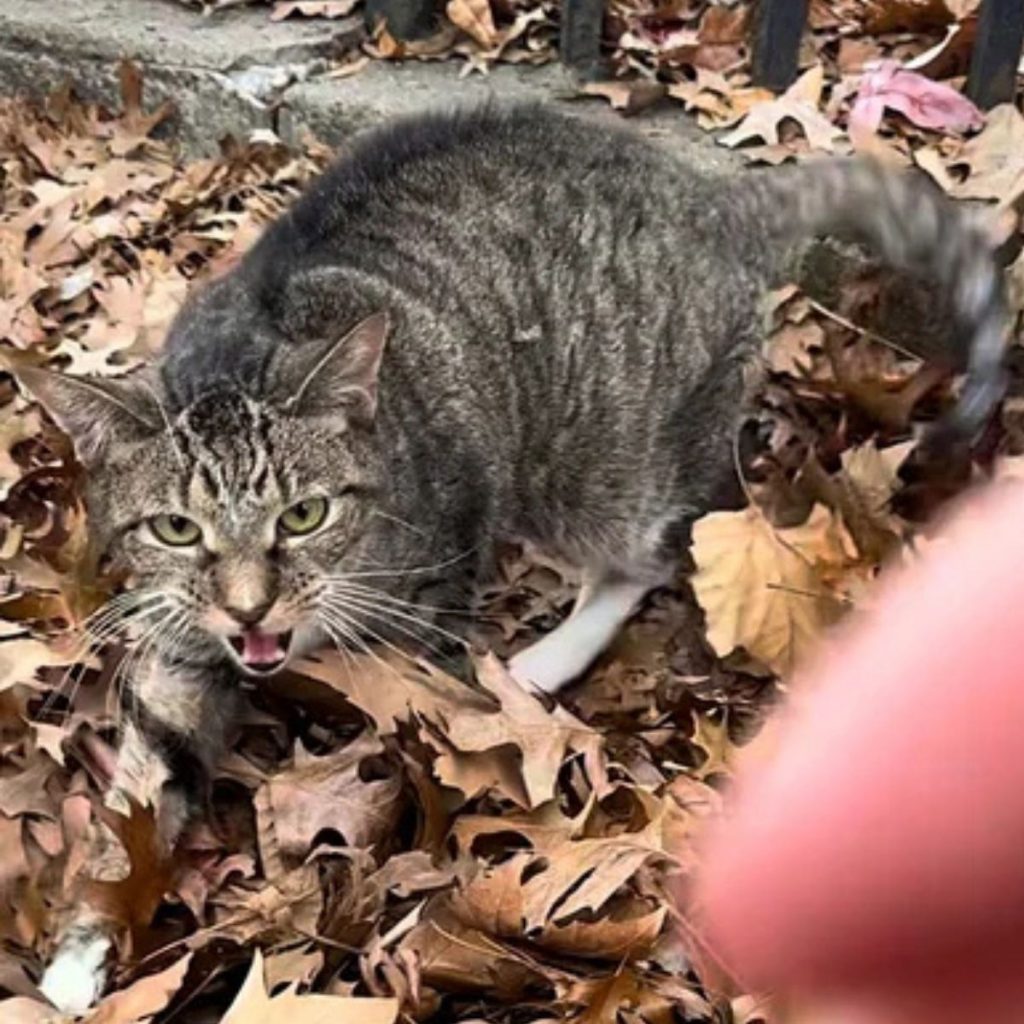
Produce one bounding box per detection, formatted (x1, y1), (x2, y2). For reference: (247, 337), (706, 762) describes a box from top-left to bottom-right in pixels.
(966, 0), (1024, 109)
(560, 0), (607, 80)
(751, 0), (810, 90)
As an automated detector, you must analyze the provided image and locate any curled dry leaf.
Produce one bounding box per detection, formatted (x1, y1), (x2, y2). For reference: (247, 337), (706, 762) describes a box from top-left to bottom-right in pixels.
(840, 439), (914, 517)
(293, 649), (492, 735)
(690, 504), (856, 678)
(450, 790), (671, 952)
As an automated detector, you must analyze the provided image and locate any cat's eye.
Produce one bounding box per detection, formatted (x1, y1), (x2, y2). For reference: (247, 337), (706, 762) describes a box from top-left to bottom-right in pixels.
(278, 497), (329, 537)
(149, 513), (202, 547)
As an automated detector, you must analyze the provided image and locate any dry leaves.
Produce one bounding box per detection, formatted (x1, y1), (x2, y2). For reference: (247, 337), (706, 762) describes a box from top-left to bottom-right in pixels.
(3, 10), (1024, 1021)
(221, 951), (397, 1023)
(720, 65), (844, 153)
(691, 505), (854, 677)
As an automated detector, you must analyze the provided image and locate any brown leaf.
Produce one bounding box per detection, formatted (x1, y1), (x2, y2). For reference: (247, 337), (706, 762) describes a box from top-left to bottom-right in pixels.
(581, 81), (668, 115)
(451, 794), (669, 943)
(445, 0), (499, 47)
(690, 504), (856, 677)
(85, 801), (176, 944)
(256, 734), (403, 863)
(396, 896), (555, 997)
(219, 949), (397, 1024)
(720, 65), (843, 153)
(840, 440), (914, 518)
(0, 752), (58, 819)
(84, 953), (192, 1024)
(950, 103), (1024, 203)
(863, 0), (953, 33)
(292, 649), (492, 735)
(438, 654), (606, 808)
(766, 320), (824, 375)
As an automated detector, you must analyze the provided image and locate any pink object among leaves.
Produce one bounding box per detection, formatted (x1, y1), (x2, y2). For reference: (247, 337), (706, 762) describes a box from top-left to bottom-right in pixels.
(850, 60), (984, 137)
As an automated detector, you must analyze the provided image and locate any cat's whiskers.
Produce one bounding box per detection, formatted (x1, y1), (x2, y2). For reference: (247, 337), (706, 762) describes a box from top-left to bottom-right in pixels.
(317, 597), (433, 675)
(40, 594), (170, 722)
(321, 577), (469, 617)
(321, 585), (464, 650)
(329, 546), (477, 581)
(320, 592), (448, 659)
(110, 604), (192, 732)
(317, 607), (405, 683)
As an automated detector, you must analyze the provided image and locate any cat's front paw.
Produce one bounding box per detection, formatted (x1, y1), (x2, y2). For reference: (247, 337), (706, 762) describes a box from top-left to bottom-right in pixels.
(39, 933), (110, 1014)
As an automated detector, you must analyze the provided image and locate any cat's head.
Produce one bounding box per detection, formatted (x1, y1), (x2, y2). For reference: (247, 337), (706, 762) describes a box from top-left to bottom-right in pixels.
(19, 313), (401, 676)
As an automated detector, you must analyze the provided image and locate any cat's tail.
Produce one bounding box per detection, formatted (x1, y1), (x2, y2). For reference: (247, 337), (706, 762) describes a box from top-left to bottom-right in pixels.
(738, 157), (1010, 448)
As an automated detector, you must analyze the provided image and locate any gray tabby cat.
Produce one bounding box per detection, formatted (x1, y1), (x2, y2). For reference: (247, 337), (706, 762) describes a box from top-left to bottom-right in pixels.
(24, 104), (1006, 1010)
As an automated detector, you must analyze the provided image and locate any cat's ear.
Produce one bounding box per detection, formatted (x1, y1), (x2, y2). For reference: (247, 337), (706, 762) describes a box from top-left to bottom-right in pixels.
(16, 366), (163, 468)
(284, 312), (390, 428)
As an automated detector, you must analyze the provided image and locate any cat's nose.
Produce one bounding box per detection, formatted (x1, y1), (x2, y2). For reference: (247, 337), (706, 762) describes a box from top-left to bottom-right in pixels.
(224, 599), (273, 627)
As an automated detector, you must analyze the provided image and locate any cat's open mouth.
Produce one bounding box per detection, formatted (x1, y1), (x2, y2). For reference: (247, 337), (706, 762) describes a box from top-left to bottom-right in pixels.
(226, 628), (294, 674)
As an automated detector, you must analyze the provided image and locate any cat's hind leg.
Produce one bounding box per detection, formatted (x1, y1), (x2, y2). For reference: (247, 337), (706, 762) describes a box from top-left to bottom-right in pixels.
(508, 573), (652, 693)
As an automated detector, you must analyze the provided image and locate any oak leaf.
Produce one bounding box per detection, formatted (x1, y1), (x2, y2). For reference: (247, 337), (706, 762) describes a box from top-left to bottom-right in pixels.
(437, 654), (606, 808)
(720, 65), (842, 152)
(951, 103), (1024, 202)
(219, 949), (397, 1024)
(255, 734), (403, 862)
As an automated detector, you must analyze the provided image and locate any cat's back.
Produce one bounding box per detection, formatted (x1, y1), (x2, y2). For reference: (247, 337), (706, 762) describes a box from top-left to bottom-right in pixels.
(244, 103), (717, 276)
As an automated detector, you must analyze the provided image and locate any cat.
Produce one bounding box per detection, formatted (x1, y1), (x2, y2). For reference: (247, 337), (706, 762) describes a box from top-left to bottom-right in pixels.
(22, 103), (1007, 1011)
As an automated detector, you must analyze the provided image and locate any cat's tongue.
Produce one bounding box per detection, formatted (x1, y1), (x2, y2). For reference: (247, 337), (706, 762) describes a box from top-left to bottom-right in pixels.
(239, 629), (288, 667)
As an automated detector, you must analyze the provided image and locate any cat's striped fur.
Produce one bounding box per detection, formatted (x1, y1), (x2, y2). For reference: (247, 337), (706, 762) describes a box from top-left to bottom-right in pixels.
(23, 104), (1007, 1011)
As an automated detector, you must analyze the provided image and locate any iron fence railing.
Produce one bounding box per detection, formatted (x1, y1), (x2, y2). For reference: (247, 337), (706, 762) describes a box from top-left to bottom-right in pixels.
(366, 0), (1024, 110)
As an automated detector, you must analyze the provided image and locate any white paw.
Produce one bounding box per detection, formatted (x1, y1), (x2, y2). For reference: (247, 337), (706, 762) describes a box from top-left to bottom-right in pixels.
(40, 935), (110, 1014)
(508, 646), (571, 694)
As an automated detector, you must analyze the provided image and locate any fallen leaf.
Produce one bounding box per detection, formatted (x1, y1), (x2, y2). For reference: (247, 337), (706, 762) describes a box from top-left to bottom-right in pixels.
(863, 0), (954, 33)
(581, 81), (668, 115)
(767, 320), (824, 375)
(840, 440), (914, 516)
(950, 103), (1024, 202)
(437, 654), (606, 808)
(219, 949), (397, 1024)
(719, 65), (843, 152)
(255, 734), (403, 862)
(690, 504), (855, 677)
(446, 0), (499, 47)
(85, 953), (192, 1024)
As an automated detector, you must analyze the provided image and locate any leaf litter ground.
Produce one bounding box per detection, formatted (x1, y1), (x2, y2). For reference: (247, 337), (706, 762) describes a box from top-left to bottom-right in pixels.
(2, 14), (1024, 1023)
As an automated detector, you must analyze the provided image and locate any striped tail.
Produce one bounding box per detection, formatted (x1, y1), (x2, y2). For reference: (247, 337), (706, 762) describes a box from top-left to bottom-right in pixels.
(735, 157), (1010, 447)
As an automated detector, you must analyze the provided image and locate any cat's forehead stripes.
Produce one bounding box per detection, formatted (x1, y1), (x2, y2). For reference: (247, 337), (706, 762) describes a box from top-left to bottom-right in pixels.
(174, 391), (284, 510)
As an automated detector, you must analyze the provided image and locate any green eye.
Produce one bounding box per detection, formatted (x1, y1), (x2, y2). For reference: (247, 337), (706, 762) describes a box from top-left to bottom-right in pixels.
(278, 497), (329, 537)
(149, 513), (202, 547)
